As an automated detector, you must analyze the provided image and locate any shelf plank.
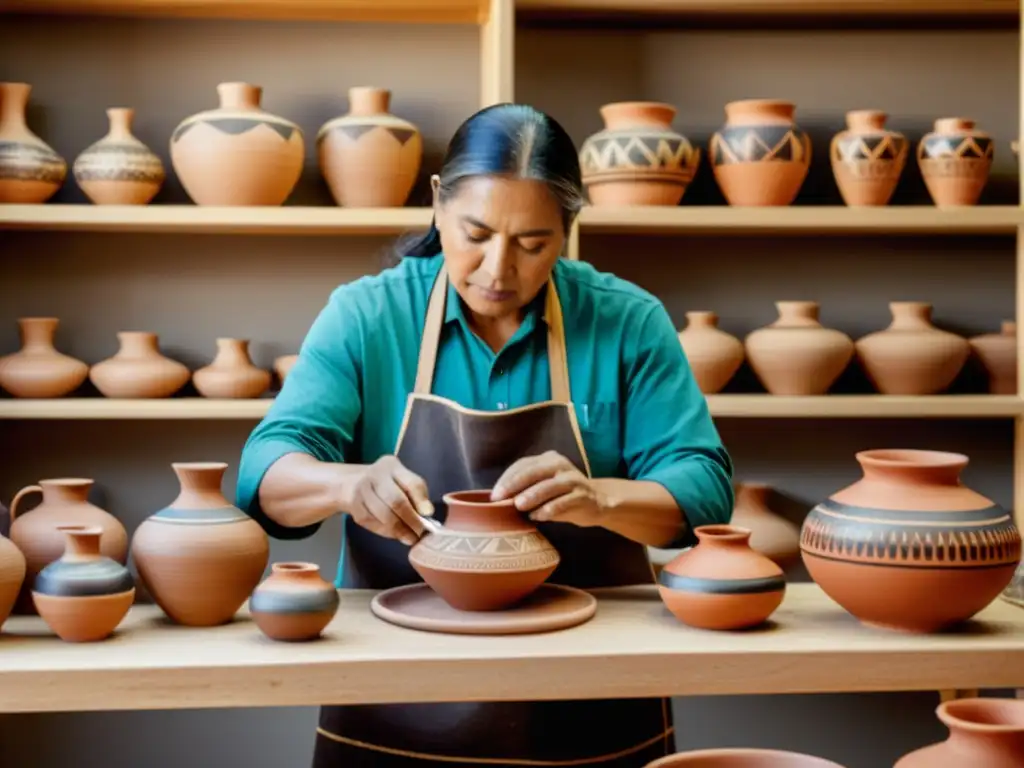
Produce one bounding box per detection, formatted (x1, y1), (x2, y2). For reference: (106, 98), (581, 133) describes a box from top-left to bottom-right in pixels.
(0, 398), (273, 419)
(516, 0), (1018, 19)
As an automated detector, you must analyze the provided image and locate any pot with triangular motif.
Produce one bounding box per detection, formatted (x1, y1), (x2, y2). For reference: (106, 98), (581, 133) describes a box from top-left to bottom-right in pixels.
(831, 110), (908, 206)
(918, 117), (993, 207)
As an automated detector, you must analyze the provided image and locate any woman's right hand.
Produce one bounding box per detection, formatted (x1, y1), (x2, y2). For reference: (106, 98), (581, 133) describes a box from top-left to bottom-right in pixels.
(347, 455), (435, 545)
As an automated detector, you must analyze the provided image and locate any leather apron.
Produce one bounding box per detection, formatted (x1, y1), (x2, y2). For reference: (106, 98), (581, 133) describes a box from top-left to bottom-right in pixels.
(313, 266), (675, 767)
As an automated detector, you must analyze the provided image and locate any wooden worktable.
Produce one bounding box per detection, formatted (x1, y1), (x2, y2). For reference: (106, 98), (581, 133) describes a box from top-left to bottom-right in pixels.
(1, 584), (1021, 714)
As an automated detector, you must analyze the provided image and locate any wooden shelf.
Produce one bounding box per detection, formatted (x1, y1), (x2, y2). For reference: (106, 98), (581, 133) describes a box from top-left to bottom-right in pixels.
(0, 398), (273, 419)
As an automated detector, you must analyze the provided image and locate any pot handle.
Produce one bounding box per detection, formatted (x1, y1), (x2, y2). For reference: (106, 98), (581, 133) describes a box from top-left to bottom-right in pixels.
(9, 484), (42, 522)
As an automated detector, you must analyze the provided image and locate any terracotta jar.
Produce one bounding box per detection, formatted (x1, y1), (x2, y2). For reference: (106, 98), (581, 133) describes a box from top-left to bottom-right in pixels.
(0, 82), (66, 203)
(646, 749), (845, 767)
(801, 449), (1021, 632)
(578, 101), (700, 206)
(709, 99), (810, 206)
(274, 354), (298, 386)
(744, 301), (854, 395)
(658, 524), (786, 630)
(969, 320), (1016, 395)
(677, 311), (744, 394)
(170, 82), (303, 206)
(317, 86), (422, 208)
(731, 482), (800, 568)
(89, 331), (190, 398)
(193, 338), (271, 399)
(8, 477), (128, 615)
(0, 317), (88, 398)
(895, 698), (1024, 767)
(250, 562), (339, 642)
(0, 527), (25, 631)
(72, 107), (165, 205)
(131, 462), (269, 626)
(830, 110), (908, 207)
(408, 489), (560, 611)
(32, 525), (135, 643)
(855, 302), (969, 395)
(918, 117), (993, 207)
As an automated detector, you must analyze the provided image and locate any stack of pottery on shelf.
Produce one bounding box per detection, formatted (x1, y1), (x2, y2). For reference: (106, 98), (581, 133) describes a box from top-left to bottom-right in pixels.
(0, 82), (66, 204)
(72, 107), (165, 205)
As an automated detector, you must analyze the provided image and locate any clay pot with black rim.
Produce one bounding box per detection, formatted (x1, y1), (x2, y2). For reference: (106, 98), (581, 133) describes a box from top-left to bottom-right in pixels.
(645, 749), (846, 767)
(830, 109), (908, 206)
(677, 311), (744, 394)
(73, 107), (165, 205)
(0, 82), (66, 203)
(895, 697), (1024, 767)
(193, 338), (271, 399)
(0, 317), (88, 398)
(89, 331), (190, 398)
(969, 321), (1016, 395)
(250, 562), (339, 641)
(918, 117), (993, 207)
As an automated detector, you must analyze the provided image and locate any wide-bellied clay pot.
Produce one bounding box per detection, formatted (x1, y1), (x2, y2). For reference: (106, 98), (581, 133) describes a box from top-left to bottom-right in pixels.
(855, 302), (969, 395)
(0, 527), (25, 631)
(709, 99), (810, 206)
(170, 82), (303, 206)
(801, 449), (1021, 632)
(408, 490), (560, 611)
(645, 748), (846, 767)
(250, 562), (340, 641)
(731, 483), (800, 568)
(193, 338), (271, 399)
(744, 301), (854, 395)
(969, 320), (1016, 395)
(918, 117), (993, 207)
(0, 82), (66, 203)
(32, 525), (135, 643)
(677, 311), (744, 394)
(131, 462), (269, 626)
(317, 86), (422, 208)
(89, 331), (190, 398)
(830, 109), (908, 207)
(73, 107), (165, 205)
(895, 698), (1024, 767)
(579, 101), (700, 206)
(657, 524), (786, 630)
(0, 317), (88, 398)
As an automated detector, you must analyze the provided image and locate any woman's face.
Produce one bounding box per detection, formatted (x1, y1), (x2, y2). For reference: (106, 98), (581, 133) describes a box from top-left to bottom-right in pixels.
(434, 175), (566, 321)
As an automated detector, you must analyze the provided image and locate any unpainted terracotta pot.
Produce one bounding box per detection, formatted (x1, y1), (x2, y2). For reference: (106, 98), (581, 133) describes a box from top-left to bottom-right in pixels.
(801, 449), (1021, 632)
(731, 482), (800, 568)
(0, 317), (88, 398)
(73, 107), (165, 205)
(274, 354), (298, 386)
(918, 117), (993, 207)
(895, 698), (1024, 767)
(0, 527), (25, 631)
(0, 82), (66, 203)
(579, 101), (700, 206)
(645, 749), (846, 767)
(193, 338), (271, 399)
(830, 109), (908, 207)
(250, 562), (340, 641)
(89, 331), (190, 398)
(677, 311), (744, 394)
(969, 320), (1016, 395)
(409, 490), (560, 611)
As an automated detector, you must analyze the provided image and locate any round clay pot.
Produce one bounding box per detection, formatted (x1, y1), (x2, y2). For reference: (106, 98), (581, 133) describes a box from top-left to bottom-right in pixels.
(89, 331), (190, 398)
(895, 698), (1024, 767)
(0, 82), (66, 203)
(830, 109), (908, 207)
(317, 86), (422, 208)
(744, 301), (854, 395)
(918, 117), (993, 207)
(855, 302), (969, 395)
(646, 749), (845, 767)
(731, 482), (800, 568)
(801, 449), (1022, 633)
(131, 462), (269, 626)
(657, 524), (786, 630)
(969, 320), (1016, 395)
(579, 101), (700, 206)
(677, 311), (744, 394)
(0, 317), (88, 398)
(193, 338), (271, 399)
(709, 99), (810, 206)
(32, 525), (135, 643)
(73, 107), (165, 205)
(408, 489), (560, 611)
(170, 82), (303, 206)
(274, 354), (298, 386)
(250, 562), (340, 642)
(0, 528), (25, 631)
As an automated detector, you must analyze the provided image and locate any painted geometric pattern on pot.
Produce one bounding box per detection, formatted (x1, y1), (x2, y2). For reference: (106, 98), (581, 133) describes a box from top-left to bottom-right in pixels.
(317, 124), (418, 146)
(832, 134), (909, 163)
(711, 126), (811, 165)
(918, 135), (994, 160)
(580, 136), (699, 175)
(172, 117), (298, 143)
(0, 141), (65, 181)
(413, 531), (560, 571)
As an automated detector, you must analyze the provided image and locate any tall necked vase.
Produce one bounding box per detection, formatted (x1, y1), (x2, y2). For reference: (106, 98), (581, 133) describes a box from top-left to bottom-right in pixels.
(830, 109), (908, 206)
(0, 317), (88, 398)
(918, 117), (993, 207)
(895, 698), (1024, 767)
(73, 107), (165, 205)
(0, 82), (67, 203)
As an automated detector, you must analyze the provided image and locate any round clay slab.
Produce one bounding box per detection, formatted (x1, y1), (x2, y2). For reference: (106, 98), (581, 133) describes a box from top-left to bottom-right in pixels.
(370, 583), (597, 635)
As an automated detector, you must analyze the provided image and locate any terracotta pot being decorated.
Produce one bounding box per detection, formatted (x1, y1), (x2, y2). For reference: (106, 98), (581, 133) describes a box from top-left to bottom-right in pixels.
(677, 311), (744, 394)
(709, 99), (810, 206)
(193, 338), (271, 399)
(0, 527), (25, 631)
(801, 449), (1021, 633)
(969, 320), (1016, 395)
(579, 101), (700, 206)
(408, 490), (560, 611)
(89, 331), (190, 398)
(918, 117), (993, 207)
(731, 483), (800, 568)
(895, 698), (1024, 768)
(0, 82), (66, 203)
(131, 462), (269, 626)
(646, 749), (846, 768)
(73, 107), (165, 205)
(830, 109), (908, 207)
(170, 82), (303, 206)
(250, 562), (339, 642)
(317, 86), (422, 208)
(0, 317), (88, 398)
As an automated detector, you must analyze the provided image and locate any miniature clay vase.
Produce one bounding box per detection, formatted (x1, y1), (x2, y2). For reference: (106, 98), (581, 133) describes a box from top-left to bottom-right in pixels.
(918, 117), (993, 207)
(677, 311), (744, 394)
(0, 82), (67, 203)
(32, 525), (135, 643)
(89, 331), (190, 398)
(0, 317), (88, 398)
(969, 320), (1016, 395)
(250, 562), (340, 641)
(274, 354), (298, 386)
(317, 86), (422, 208)
(0, 527), (26, 631)
(408, 490), (561, 611)
(744, 301), (854, 395)
(830, 109), (908, 207)
(855, 302), (969, 395)
(731, 482), (800, 568)
(72, 107), (165, 205)
(709, 99), (811, 206)
(193, 338), (271, 399)
(895, 698), (1024, 768)
(8, 477), (128, 615)
(578, 101), (700, 206)
(170, 82), (303, 206)
(131, 462), (269, 626)
(801, 449), (1021, 633)
(646, 749), (845, 768)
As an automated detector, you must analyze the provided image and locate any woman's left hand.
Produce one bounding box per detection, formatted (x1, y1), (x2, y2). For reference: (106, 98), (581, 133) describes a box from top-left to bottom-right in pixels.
(491, 451), (606, 526)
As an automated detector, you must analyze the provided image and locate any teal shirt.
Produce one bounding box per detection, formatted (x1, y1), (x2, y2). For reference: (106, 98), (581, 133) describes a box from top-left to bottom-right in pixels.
(236, 254), (734, 572)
